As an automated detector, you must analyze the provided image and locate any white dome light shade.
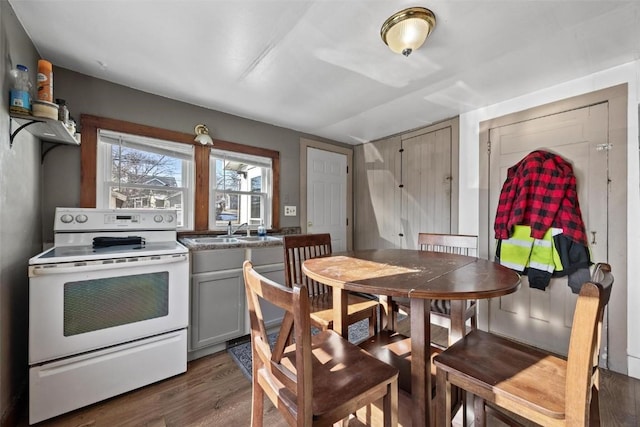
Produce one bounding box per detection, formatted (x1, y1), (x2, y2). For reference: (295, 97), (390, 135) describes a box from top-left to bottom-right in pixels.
(381, 7), (436, 57)
(194, 124), (213, 145)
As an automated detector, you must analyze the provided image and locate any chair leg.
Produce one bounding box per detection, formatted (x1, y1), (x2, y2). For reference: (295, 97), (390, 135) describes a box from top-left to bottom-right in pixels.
(589, 383), (601, 426)
(382, 379), (399, 427)
(470, 313), (477, 330)
(436, 368), (452, 426)
(369, 308), (377, 336)
(379, 295), (396, 331)
(251, 375), (264, 427)
(473, 395), (486, 427)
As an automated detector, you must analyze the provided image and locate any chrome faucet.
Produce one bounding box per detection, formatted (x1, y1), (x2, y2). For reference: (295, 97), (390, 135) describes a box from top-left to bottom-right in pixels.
(227, 221), (248, 236)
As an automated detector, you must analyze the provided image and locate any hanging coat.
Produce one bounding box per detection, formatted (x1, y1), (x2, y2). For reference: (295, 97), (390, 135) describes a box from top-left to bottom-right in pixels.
(494, 150), (591, 292)
(494, 150), (588, 246)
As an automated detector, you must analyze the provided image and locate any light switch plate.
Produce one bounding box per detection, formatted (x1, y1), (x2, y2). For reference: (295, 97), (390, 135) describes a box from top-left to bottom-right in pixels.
(284, 205), (297, 216)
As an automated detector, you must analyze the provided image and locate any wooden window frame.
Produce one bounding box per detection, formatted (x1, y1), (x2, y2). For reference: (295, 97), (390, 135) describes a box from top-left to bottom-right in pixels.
(80, 114), (280, 231)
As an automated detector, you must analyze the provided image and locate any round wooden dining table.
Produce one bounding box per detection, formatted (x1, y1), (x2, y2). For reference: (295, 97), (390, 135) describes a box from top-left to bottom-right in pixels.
(302, 249), (521, 427)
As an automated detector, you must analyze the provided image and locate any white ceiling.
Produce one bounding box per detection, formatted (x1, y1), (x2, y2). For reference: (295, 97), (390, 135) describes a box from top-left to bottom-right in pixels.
(8, 0), (640, 145)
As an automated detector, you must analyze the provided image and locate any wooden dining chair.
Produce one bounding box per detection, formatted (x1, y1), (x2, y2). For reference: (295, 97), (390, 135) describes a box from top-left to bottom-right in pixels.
(243, 260), (399, 427)
(283, 233), (380, 337)
(392, 233), (479, 345)
(434, 263), (614, 427)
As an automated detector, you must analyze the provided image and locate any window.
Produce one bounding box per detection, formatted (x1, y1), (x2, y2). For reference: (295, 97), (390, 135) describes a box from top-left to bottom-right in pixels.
(210, 149), (272, 230)
(96, 129), (194, 229)
(81, 115), (280, 231)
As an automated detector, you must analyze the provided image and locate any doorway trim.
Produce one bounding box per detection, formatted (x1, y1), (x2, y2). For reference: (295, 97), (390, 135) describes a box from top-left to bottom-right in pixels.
(300, 138), (353, 250)
(478, 83), (628, 373)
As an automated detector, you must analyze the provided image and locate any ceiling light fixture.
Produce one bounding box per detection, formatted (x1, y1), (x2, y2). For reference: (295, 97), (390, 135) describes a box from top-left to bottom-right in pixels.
(381, 7), (436, 57)
(194, 124), (213, 146)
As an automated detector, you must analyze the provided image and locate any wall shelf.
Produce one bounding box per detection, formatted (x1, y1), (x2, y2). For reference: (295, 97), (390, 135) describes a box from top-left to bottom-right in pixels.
(9, 113), (79, 148)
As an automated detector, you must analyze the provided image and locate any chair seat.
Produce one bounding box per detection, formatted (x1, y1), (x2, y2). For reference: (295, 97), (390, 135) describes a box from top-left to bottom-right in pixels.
(434, 329), (567, 419)
(308, 292), (380, 328)
(268, 329), (399, 417)
(358, 330), (442, 394)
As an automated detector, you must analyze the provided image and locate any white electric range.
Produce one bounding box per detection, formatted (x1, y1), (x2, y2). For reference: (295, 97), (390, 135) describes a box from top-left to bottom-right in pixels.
(28, 208), (189, 424)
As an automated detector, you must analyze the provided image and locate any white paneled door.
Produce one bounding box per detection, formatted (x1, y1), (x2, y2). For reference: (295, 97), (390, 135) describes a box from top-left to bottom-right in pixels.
(306, 147), (347, 252)
(487, 102), (609, 356)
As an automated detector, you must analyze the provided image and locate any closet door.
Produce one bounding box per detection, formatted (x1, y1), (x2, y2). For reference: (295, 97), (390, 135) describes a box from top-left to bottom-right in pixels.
(353, 136), (402, 249)
(401, 126), (455, 249)
(487, 103), (609, 356)
(354, 118), (459, 250)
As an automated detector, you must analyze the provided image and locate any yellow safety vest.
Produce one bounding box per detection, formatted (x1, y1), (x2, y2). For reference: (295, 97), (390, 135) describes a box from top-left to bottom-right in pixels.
(498, 225), (563, 273)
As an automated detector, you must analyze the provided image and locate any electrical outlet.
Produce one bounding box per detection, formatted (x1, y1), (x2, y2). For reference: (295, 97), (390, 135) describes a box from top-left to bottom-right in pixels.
(284, 205), (297, 216)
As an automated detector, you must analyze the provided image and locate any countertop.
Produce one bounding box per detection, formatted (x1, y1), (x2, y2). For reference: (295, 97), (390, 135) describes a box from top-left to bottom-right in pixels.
(179, 235), (283, 251)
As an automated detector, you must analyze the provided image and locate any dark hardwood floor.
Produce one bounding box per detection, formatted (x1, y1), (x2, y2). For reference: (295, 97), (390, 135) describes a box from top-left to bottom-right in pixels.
(17, 323), (640, 426)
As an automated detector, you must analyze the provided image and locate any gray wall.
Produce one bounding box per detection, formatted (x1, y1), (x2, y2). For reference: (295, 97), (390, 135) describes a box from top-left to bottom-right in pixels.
(43, 67), (348, 242)
(0, 0), (42, 422)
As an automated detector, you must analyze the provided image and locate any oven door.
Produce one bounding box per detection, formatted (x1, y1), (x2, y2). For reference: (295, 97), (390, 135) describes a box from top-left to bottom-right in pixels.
(29, 253), (189, 364)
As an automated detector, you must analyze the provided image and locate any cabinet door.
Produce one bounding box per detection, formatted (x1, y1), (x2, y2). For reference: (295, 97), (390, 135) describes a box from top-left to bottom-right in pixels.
(252, 264), (286, 329)
(250, 247), (286, 331)
(190, 268), (244, 350)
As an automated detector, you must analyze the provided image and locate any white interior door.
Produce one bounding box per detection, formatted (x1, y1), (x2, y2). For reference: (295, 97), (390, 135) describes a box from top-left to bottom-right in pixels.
(307, 147), (347, 252)
(488, 102), (609, 355)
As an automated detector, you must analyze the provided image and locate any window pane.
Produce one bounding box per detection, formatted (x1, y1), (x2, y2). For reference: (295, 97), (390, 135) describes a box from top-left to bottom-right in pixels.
(210, 150), (272, 229)
(111, 145), (184, 187)
(250, 195), (261, 219)
(251, 176), (262, 192)
(98, 129), (194, 230)
(216, 193), (239, 222)
(215, 159), (244, 191)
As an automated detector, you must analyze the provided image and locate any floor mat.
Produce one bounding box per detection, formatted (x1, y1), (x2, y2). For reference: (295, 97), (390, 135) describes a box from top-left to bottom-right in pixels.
(227, 318), (370, 380)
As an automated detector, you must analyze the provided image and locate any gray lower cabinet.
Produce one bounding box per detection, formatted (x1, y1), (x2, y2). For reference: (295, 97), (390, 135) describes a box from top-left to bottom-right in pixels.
(251, 263), (286, 330)
(191, 268), (245, 350)
(188, 246), (284, 359)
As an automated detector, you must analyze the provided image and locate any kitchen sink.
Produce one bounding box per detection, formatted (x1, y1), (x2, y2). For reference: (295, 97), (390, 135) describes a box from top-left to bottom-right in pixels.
(237, 236), (281, 242)
(188, 237), (239, 244)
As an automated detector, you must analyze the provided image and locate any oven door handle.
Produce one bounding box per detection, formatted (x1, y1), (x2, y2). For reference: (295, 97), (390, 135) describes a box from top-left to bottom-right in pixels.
(30, 254), (188, 275)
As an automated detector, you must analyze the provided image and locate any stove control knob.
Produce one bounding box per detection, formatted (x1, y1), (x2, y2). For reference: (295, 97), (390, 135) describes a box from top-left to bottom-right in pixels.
(75, 214), (88, 223)
(60, 214), (74, 223)
(166, 215), (174, 223)
(154, 215), (163, 223)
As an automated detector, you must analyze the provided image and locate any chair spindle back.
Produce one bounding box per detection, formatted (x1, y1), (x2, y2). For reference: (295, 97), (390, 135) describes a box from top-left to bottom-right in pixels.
(417, 233), (478, 256)
(283, 234), (332, 297)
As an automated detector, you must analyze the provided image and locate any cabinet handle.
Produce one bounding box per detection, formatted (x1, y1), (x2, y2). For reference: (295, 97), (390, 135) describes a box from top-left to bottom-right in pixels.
(591, 231), (597, 245)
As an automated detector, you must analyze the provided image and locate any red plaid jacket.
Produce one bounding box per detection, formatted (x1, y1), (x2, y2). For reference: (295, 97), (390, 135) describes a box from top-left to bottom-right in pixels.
(494, 150), (588, 245)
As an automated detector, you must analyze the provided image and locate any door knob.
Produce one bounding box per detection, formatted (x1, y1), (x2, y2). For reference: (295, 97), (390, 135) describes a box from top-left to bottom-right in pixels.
(307, 221), (313, 227)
